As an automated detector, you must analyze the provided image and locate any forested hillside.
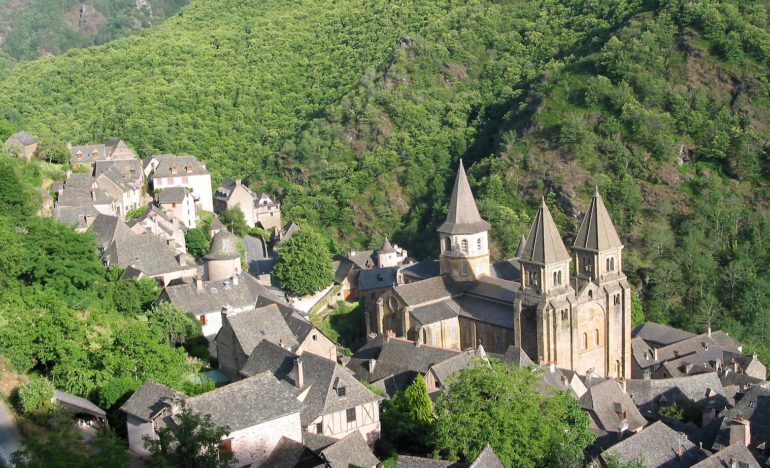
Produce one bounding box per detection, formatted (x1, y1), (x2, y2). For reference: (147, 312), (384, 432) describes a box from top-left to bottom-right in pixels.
(0, 0), (187, 64)
(0, 0), (769, 360)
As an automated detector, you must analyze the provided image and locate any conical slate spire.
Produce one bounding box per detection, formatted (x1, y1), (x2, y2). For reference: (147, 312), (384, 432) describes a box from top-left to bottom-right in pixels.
(573, 188), (623, 252)
(378, 236), (396, 254)
(520, 197), (571, 265)
(437, 161), (491, 235)
(515, 234), (527, 258)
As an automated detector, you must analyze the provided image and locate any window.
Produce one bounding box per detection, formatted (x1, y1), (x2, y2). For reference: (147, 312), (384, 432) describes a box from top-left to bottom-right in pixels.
(477, 238), (482, 251)
(561, 309), (568, 321)
(316, 422), (323, 434)
(171, 203), (176, 208)
(588, 290), (593, 299)
(558, 271), (562, 285)
(346, 408), (356, 423)
(337, 386), (347, 399)
(461, 239), (468, 254)
(594, 329), (600, 346)
(581, 333), (588, 350)
(445, 237), (452, 252)
(199, 315), (207, 326)
(166, 177), (173, 185)
(171, 166), (178, 174)
(312, 334), (318, 341)
(553, 271), (558, 286)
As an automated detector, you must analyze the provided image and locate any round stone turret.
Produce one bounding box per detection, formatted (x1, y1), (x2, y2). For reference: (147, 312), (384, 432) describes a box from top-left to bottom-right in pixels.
(204, 229), (241, 281)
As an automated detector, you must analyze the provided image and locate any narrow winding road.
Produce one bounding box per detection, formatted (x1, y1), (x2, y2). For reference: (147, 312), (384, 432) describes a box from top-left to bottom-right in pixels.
(0, 400), (20, 467)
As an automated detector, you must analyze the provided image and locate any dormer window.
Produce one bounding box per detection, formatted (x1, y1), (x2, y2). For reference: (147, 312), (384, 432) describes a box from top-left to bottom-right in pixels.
(185, 163), (193, 173)
(171, 166), (178, 175)
(92, 150), (99, 159)
(76, 151), (83, 159)
(336, 386), (347, 399)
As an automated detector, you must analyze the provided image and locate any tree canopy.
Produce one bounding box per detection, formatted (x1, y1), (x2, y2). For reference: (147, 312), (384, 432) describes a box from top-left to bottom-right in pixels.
(431, 359), (594, 467)
(273, 228), (333, 296)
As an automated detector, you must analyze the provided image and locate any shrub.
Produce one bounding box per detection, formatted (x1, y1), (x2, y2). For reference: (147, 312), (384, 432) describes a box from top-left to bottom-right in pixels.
(18, 376), (55, 414)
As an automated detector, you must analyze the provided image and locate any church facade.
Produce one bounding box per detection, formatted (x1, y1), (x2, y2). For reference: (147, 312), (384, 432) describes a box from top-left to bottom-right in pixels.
(371, 162), (632, 378)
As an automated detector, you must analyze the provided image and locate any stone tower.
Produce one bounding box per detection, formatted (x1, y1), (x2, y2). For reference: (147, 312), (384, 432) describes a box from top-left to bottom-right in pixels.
(572, 188), (631, 378)
(438, 161), (491, 282)
(514, 198), (575, 366)
(204, 229), (241, 282)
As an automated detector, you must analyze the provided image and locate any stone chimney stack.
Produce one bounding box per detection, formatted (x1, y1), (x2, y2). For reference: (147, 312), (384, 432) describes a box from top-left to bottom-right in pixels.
(194, 273), (203, 292)
(653, 347), (658, 361)
(729, 417), (751, 446)
(295, 356), (304, 389)
(368, 359), (376, 373)
(177, 253), (186, 266)
(232, 274), (239, 286)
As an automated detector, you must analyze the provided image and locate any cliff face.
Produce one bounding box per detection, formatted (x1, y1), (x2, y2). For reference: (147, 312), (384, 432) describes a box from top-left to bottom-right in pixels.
(0, 0), (188, 64)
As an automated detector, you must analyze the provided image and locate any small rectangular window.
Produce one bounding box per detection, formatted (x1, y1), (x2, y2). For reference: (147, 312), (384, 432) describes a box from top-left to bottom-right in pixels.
(346, 408), (356, 423)
(219, 438), (233, 455)
(316, 422), (323, 434)
(337, 386), (347, 399)
(199, 315), (207, 325)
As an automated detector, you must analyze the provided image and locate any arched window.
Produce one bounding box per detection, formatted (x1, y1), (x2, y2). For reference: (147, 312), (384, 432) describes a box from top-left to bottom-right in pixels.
(461, 239), (468, 254)
(588, 290), (593, 299)
(611, 257), (615, 271)
(594, 329), (600, 346)
(445, 237), (452, 252)
(581, 333), (588, 350)
(553, 271), (558, 286)
(477, 238), (482, 252)
(557, 270), (562, 285)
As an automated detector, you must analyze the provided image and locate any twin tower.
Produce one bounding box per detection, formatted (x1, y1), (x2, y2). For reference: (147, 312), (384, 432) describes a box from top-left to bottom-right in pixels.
(438, 162), (631, 378)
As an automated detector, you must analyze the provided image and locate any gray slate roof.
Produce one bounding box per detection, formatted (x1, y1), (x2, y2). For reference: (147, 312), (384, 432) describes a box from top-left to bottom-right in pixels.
(714, 385), (770, 450)
(161, 273), (274, 317)
(572, 188), (623, 252)
(428, 352), (472, 387)
(692, 442), (761, 468)
(320, 430), (380, 467)
(187, 372), (301, 431)
(204, 229), (241, 260)
(120, 381), (183, 421)
(358, 266), (399, 291)
(240, 339), (296, 379)
(262, 436), (321, 468)
(633, 322), (697, 347)
(87, 214), (131, 250)
(469, 445), (504, 468)
(580, 379), (647, 433)
(412, 301), (459, 326)
(94, 159), (143, 180)
(53, 204), (100, 230)
(600, 421), (702, 467)
(226, 304), (299, 354)
(70, 143), (107, 164)
(54, 390), (106, 418)
(214, 179), (255, 201)
(378, 237), (397, 254)
(146, 154), (209, 177)
(102, 231), (189, 276)
(437, 161), (491, 235)
(400, 260), (440, 281)
(626, 372), (729, 411)
(393, 276), (458, 306)
(396, 457), (466, 468)
(347, 250), (375, 269)
(501, 346), (535, 368)
(519, 198), (571, 265)
(157, 186), (190, 204)
(634, 331), (743, 368)
(7, 131), (36, 146)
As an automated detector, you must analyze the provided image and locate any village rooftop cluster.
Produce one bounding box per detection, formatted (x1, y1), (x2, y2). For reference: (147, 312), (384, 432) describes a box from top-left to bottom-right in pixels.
(3, 132), (770, 467)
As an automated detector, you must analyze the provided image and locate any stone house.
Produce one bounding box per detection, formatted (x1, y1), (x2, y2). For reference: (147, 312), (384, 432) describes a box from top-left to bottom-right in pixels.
(598, 420), (703, 467)
(127, 205), (186, 254)
(581, 379), (647, 448)
(54, 172), (117, 231)
(713, 385), (770, 453)
(101, 230), (196, 286)
(241, 342), (382, 443)
(95, 166), (142, 217)
(4, 131), (38, 160)
(70, 139), (137, 171)
(121, 373), (304, 467)
(255, 193), (282, 231)
(157, 186), (197, 228)
(144, 154), (213, 212)
(214, 179), (258, 226)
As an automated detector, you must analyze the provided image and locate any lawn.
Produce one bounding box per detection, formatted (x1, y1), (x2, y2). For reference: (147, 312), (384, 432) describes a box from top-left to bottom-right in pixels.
(311, 301), (366, 354)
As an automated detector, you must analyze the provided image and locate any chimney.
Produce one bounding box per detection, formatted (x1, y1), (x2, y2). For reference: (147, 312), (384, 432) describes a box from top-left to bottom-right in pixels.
(194, 273), (203, 292)
(708, 325), (712, 337)
(677, 446), (685, 459)
(235, 180), (241, 186)
(177, 253), (186, 266)
(730, 417), (751, 446)
(368, 359), (376, 373)
(295, 356), (304, 389)
(90, 188), (96, 201)
(619, 377), (627, 394)
(729, 458), (737, 468)
(220, 304), (232, 324)
(653, 347), (658, 361)
(232, 275), (239, 286)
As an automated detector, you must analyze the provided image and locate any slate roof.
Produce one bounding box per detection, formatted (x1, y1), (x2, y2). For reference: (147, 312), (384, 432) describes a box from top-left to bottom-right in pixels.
(270, 300), (321, 344)
(53, 204), (100, 230)
(347, 250), (375, 269)
(572, 188), (623, 252)
(600, 421), (702, 467)
(161, 273), (273, 317)
(319, 430), (380, 467)
(469, 445), (504, 468)
(226, 304), (299, 355)
(262, 436), (322, 468)
(428, 352), (472, 387)
(519, 198), (571, 265)
(278, 221), (300, 244)
(204, 229), (240, 260)
(255, 347), (381, 425)
(94, 159), (143, 180)
(87, 214), (131, 249)
(456, 295), (514, 329)
(634, 331), (743, 369)
(213, 179), (255, 201)
(437, 161), (491, 235)
(240, 339), (296, 379)
(378, 237), (397, 254)
(626, 373), (729, 410)
(633, 322), (697, 348)
(7, 131), (36, 146)
(120, 381), (183, 421)
(714, 386), (770, 450)
(358, 266), (399, 291)
(186, 372), (301, 431)
(157, 186), (190, 204)
(466, 276), (518, 303)
(57, 174), (113, 206)
(692, 442), (761, 468)
(102, 232), (190, 276)
(501, 346), (535, 368)
(580, 379), (647, 433)
(400, 260), (441, 281)
(70, 143), (107, 163)
(412, 301), (459, 326)
(393, 275), (459, 306)
(54, 390), (106, 418)
(490, 259), (521, 281)
(146, 154), (209, 178)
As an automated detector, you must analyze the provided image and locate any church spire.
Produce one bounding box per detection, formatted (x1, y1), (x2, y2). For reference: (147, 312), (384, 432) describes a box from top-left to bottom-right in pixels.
(573, 188), (623, 252)
(520, 197), (570, 265)
(437, 161), (490, 235)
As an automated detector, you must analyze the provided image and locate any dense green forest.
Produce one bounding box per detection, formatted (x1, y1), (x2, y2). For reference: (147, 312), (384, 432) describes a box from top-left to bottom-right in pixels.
(0, 0), (769, 362)
(0, 0), (187, 64)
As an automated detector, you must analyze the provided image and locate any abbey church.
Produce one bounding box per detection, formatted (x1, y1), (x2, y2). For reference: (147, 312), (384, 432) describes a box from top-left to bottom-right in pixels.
(372, 162), (632, 378)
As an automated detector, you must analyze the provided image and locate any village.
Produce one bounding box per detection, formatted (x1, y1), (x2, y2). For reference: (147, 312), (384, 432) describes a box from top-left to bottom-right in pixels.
(3, 131), (770, 468)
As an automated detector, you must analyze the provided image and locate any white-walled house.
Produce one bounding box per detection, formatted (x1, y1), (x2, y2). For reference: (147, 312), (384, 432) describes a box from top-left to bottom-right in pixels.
(157, 186), (197, 228)
(144, 154), (213, 212)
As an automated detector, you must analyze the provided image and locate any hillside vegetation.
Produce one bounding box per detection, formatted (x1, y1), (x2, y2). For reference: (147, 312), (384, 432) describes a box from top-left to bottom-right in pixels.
(1, 0), (770, 359)
(0, 0), (187, 64)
